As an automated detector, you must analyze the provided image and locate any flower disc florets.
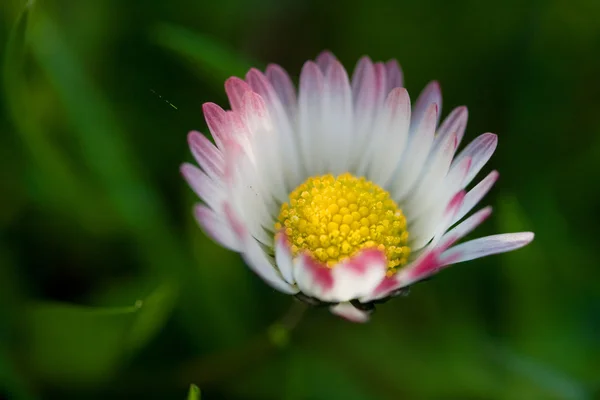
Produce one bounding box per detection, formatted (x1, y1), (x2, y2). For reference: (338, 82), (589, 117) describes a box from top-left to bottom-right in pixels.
(275, 173), (410, 273)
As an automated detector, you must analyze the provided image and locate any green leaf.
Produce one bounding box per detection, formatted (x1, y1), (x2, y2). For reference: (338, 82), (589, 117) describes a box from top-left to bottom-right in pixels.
(22, 283), (176, 387)
(187, 384), (201, 400)
(153, 23), (258, 88)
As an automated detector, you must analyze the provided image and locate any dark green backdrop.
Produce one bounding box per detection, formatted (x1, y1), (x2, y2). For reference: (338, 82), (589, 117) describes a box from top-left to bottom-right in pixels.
(1, 0), (599, 399)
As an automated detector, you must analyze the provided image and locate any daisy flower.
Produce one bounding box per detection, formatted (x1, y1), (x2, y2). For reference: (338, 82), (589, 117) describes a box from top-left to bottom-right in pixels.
(182, 51), (534, 323)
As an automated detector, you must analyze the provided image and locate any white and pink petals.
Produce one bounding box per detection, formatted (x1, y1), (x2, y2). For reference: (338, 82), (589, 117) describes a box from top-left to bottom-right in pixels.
(225, 154), (275, 246)
(410, 81), (442, 133)
(187, 131), (224, 181)
(409, 189), (466, 250)
(293, 248), (388, 303)
(439, 232), (535, 267)
(361, 87), (411, 185)
(181, 163), (225, 212)
(385, 59), (404, 90)
(451, 132), (498, 188)
(274, 232), (296, 285)
(437, 106), (469, 148)
(181, 51), (535, 318)
(241, 235), (299, 294)
(330, 302), (371, 323)
(194, 204), (241, 252)
(240, 90), (288, 203)
(265, 64), (297, 114)
(403, 132), (458, 219)
(367, 243), (449, 301)
(321, 60), (353, 175)
(389, 103), (438, 200)
(451, 170), (499, 226)
(298, 61), (325, 176)
(245, 68), (302, 189)
(441, 206), (493, 247)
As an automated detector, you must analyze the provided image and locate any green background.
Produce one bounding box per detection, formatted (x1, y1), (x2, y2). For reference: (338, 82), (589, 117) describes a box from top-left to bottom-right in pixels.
(1, 0), (599, 399)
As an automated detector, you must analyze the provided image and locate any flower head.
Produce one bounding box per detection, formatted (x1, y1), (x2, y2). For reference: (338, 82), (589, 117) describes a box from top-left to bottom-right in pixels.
(182, 51), (534, 322)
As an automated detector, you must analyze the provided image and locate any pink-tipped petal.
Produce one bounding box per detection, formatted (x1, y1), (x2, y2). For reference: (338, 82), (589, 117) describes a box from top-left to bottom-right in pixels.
(188, 131), (223, 180)
(242, 235), (299, 294)
(452, 133), (498, 188)
(330, 302), (371, 323)
(385, 59), (404, 90)
(440, 232), (534, 266)
(181, 163), (225, 212)
(437, 106), (468, 147)
(293, 249), (388, 303)
(315, 50), (337, 73)
(351, 56), (375, 101)
(225, 77), (253, 112)
(194, 204), (240, 251)
(202, 103), (230, 149)
(274, 232), (296, 285)
(411, 81), (442, 132)
(373, 62), (388, 107)
(451, 170), (499, 226)
(266, 64), (297, 112)
(442, 207), (493, 246)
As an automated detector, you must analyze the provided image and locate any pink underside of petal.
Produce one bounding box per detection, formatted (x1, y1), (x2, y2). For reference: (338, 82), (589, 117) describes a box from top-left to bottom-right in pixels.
(372, 276), (398, 298)
(299, 252), (335, 291)
(343, 248), (387, 275)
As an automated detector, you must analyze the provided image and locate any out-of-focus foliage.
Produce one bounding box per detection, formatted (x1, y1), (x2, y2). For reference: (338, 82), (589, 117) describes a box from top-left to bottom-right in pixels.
(1, 0), (599, 399)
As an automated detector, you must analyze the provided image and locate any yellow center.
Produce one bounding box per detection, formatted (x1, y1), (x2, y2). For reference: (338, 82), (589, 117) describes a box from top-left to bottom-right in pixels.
(275, 173), (411, 273)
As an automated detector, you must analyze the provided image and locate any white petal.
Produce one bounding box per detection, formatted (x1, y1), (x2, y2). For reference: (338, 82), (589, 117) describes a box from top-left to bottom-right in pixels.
(246, 68), (302, 190)
(437, 106), (468, 148)
(450, 170), (499, 226)
(293, 249), (388, 303)
(181, 163), (225, 212)
(274, 233), (296, 285)
(321, 60), (353, 175)
(403, 132), (458, 219)
(362, 87), (411, 186)
(389, 103), (437, 200)
(442, 207), (492, 246)
(330, 302), (371, 323)
(241, 234), (299, 294)
(410, 81), (441, 133)
(440, 232), (534, 266)
(193, 204), (240, 251)
(298, 61), (325, 176)
(451, 133), (497, 188)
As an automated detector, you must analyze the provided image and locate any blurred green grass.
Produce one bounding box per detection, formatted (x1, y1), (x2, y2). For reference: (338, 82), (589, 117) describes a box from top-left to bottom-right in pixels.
(1, 0), (600, 399)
